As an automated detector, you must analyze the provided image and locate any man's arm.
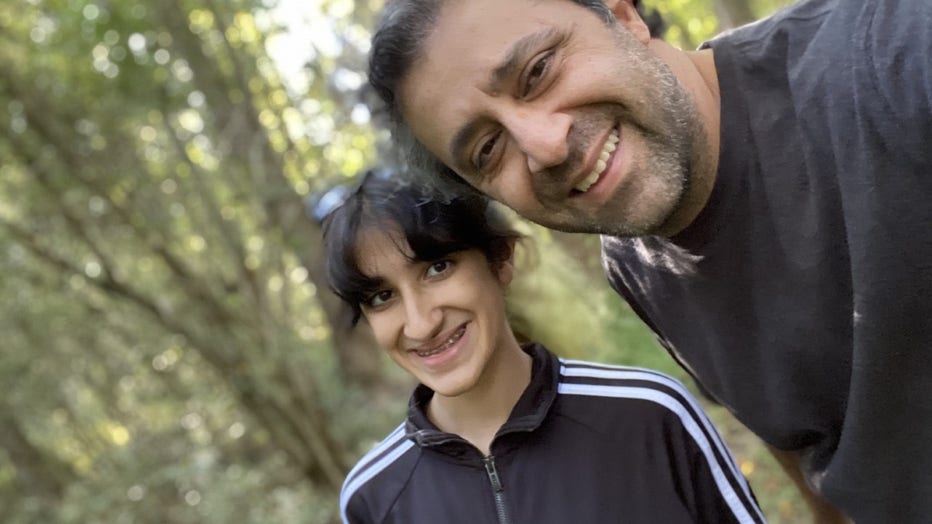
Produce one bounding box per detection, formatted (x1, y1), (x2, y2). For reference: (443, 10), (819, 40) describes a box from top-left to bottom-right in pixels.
(765, 445), (852, 524)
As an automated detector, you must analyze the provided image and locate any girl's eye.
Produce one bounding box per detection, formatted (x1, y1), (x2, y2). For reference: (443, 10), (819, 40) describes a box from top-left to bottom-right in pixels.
(426, 260), (452, 278)
(523, 52), (553, 97)
(475, 132), (500, 171)
(365, 290), (393, 308)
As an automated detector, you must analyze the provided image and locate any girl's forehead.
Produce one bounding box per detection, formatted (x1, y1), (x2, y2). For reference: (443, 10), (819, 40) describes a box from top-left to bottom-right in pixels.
(354, 227), (413, 277)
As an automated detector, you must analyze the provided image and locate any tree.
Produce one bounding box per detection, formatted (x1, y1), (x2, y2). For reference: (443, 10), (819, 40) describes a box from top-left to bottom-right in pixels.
(0, 0), (392, 521)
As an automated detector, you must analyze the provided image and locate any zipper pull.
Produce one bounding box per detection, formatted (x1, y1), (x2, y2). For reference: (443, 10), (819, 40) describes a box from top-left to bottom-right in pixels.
(483, 456), (504, 492)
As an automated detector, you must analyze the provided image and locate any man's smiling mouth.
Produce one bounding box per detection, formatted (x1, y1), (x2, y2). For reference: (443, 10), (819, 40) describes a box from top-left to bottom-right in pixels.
(574, 127), (620, 193)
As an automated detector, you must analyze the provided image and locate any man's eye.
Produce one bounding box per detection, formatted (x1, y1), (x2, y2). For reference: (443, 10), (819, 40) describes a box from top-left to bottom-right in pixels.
(365, 290), (393, 308)
(523, 52), (553, 97)
(426, 260), (452, 277)
(475, 132), (500, 171)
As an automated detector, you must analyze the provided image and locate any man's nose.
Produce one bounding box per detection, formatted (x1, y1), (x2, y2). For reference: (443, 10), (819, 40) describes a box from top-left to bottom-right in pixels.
(507, 110), (572, 174)
(401, 293), (442, 342)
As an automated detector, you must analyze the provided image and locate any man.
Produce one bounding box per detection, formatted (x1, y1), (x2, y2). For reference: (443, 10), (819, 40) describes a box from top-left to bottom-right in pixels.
(366, 0), (932, 522)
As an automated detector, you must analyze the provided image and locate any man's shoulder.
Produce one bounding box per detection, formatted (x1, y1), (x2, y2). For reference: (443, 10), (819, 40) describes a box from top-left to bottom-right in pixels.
(708, 0), (927, 65)
(705, 0), (836, 52)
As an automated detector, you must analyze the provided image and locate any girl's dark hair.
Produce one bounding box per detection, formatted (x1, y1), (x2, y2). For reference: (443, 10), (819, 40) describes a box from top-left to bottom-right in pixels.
(322, 171), (521, 324)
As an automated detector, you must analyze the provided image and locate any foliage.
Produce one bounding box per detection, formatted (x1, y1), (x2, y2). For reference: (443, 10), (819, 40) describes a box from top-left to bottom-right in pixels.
(0, 0), (385, 521)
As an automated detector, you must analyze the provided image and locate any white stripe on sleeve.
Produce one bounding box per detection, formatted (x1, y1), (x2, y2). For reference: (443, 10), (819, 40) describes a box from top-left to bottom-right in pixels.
(559, 361), (763, 523)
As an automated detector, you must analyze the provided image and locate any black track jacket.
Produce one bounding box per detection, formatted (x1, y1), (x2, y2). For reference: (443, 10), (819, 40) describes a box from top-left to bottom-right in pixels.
(340, 343), (764, 523)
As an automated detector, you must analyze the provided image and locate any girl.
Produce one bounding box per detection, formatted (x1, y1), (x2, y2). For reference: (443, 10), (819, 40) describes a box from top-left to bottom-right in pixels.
(323, 171), (763, 524)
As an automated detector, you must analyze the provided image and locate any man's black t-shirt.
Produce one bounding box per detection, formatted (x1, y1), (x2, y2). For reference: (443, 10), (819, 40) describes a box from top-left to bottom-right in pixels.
(602, 0), (932, 520)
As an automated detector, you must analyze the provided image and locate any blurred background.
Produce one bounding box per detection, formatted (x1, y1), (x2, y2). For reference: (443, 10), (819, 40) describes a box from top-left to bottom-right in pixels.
(0, 0), (801, 522)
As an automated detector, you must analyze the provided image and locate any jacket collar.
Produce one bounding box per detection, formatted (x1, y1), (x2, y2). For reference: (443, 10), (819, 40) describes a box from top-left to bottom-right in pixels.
(405, 342), (560, 455)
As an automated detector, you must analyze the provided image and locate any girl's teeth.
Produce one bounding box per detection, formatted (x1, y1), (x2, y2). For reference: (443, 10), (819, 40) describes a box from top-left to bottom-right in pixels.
(416, 326), (464, 357)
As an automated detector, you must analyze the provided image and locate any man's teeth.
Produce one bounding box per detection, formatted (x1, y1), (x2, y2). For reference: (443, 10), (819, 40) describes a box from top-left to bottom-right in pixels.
(575, 129), (620, 193)
(416, 326), (465, 357)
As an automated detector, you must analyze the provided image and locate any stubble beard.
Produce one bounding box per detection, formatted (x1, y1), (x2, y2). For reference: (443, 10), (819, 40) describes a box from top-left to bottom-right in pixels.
(569, 29), (705, 238)
(526, 96), (695, 237)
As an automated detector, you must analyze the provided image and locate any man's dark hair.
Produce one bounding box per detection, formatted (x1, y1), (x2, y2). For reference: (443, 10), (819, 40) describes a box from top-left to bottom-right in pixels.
(368, 0), (665, 194)
(322, 172), (520, 324)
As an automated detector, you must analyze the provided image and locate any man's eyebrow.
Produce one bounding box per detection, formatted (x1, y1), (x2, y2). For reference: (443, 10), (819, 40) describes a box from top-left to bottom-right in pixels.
(489, 27), (561, 90)
(447, 27), (561, 169)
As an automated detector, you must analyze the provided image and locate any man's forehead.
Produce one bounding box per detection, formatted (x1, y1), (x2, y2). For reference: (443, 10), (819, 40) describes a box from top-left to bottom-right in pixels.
(403, 0), (567, 103)
(424, 0), (561, 55)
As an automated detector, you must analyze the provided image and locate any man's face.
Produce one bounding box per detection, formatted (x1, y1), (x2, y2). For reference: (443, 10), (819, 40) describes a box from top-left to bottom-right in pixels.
(398, 0), (703, 236)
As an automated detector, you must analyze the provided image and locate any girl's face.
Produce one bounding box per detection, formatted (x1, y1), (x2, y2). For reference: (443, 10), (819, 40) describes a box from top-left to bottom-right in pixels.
(355, 228), (514, 398)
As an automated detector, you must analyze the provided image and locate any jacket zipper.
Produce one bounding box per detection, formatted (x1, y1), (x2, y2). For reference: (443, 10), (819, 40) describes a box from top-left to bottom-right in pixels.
(482, 455), (512, 524)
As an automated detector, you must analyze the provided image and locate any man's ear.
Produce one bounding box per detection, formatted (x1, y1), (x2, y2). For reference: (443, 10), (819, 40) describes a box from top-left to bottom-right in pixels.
(602, 0), (651, 44)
